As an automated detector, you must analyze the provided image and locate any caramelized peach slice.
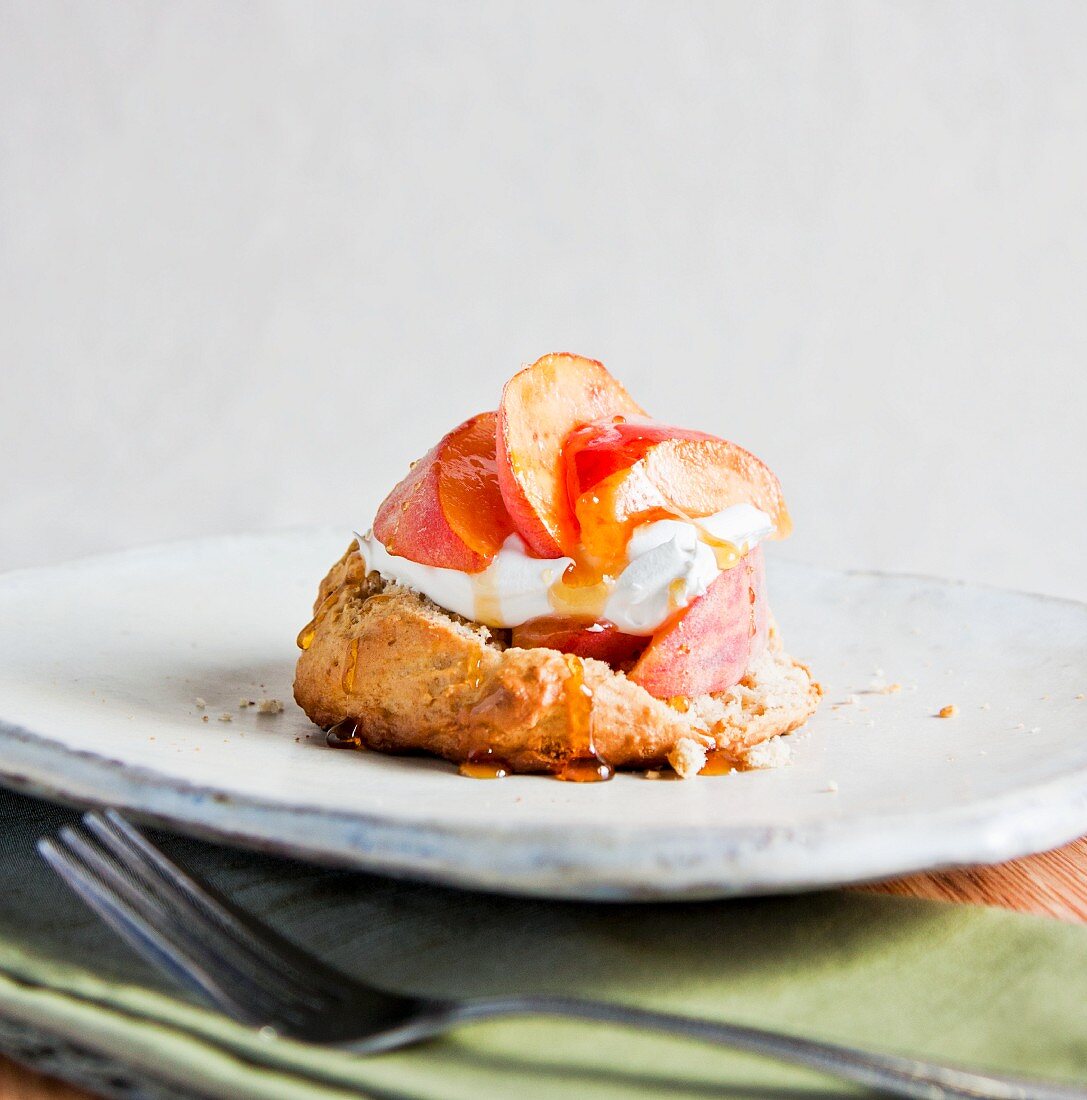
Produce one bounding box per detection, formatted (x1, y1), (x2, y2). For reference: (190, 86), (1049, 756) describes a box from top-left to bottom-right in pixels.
(563, 417), (715, 505)
(575, 436), (790, 567)
(497, 354), (644, 557)
(373, 411), (514, 573)
(511, 617), (648, 668)
(646, 438), (790, 535)
(630, 546), (769, 698)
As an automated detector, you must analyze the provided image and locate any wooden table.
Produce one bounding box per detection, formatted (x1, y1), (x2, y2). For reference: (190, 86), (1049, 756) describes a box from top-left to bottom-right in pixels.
(3, 837), (1086, 1099)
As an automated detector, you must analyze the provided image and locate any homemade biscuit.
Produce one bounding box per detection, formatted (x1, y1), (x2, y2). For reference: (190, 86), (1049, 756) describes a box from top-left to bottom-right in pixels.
(294, 543), (821, 777)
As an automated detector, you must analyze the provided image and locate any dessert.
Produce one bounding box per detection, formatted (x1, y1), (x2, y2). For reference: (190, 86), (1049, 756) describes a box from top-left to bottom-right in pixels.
(294, 353), (820, 779)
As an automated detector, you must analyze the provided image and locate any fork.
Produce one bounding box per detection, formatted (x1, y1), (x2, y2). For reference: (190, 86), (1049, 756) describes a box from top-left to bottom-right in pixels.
(37, 812), (1085, 1100)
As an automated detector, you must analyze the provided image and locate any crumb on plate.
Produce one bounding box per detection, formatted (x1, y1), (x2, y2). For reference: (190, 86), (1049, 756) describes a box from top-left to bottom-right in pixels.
(668, 737), (708, 779)
(745, 736), (793, 770)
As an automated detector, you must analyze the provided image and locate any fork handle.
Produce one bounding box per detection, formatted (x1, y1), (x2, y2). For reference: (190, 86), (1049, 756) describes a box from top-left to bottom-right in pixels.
(441, 995), (1084, 1100)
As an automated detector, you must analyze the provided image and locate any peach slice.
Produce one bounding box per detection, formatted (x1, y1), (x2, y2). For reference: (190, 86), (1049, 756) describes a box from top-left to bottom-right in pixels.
(373, 411), (514, 573)
(563, 417), (715, 507)
(575, 436), (791, 567)
(497, 354), (645, 557)
(644, 438), (790, 535)
(511, 617), (648, 668)
(629, 547), (769, 698)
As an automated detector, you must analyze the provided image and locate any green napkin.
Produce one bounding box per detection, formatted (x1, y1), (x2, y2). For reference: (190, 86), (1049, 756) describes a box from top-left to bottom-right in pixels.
(0, 788), (1084, 1099)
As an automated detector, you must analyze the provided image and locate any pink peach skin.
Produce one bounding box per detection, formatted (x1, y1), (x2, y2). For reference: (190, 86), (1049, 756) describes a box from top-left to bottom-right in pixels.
(373, 411), (513, 573)
(630, 546), (769, 698)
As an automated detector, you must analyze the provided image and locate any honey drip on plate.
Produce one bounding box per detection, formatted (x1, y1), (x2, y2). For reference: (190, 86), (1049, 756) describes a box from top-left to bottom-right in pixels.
(340, 637), (360, 694)
(326, 718), (361, 749)
(699, 748), (750, 776)
(459, 748), (510, 779)
(557, 654), (613, 782)
(561, 756), (614, 782)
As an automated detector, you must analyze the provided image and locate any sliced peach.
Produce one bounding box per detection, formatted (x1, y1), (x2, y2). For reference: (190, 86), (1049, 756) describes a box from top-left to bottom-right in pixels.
(563, 417), (716, 506)
(629, 547), (769, 698)
(373, 411), (514, 573)
(645, 438), (790, 535)
(511, 617), (648, 668)
(575, 436), (790, 566)
(497, 354), (645, 557)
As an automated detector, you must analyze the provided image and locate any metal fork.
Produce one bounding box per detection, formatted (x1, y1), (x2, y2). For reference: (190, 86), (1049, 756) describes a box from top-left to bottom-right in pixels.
(37, 812), (1085, 1100)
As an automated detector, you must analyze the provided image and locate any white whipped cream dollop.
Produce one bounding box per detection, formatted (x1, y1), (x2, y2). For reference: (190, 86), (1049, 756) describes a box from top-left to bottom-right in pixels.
(356, 502), (773, 636)
(358, 533), (571, 626)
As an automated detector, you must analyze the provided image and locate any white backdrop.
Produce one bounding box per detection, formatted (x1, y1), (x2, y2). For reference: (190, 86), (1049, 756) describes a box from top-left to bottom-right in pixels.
(2, 2), (1085, 600)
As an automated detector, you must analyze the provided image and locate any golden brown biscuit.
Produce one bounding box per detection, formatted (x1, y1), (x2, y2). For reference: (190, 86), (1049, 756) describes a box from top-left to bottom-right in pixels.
(293, 543), (821, 777)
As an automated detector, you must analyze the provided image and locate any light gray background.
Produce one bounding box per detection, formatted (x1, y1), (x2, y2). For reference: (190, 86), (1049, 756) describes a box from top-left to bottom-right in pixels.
(2, 2), (1085, 599)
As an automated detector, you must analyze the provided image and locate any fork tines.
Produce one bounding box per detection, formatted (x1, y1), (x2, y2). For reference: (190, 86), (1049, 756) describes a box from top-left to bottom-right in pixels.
(38, 811), (340, 1029)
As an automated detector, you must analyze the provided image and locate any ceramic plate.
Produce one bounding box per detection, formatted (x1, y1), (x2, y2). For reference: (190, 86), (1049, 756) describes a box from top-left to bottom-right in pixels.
(0, 529), (1084, 900)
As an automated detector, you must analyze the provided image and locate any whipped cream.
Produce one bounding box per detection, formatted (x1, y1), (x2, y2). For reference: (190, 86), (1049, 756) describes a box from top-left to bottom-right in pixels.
(356, 502), (773, 636)
(359, 533), (571, 626)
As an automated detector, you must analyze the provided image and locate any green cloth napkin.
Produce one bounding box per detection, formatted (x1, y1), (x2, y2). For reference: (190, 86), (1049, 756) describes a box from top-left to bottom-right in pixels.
(0, 788), (1084, 1099)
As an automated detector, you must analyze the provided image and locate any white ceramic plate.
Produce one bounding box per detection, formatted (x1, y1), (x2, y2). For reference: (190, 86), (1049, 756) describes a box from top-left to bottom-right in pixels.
(0, 529), (1084, 900)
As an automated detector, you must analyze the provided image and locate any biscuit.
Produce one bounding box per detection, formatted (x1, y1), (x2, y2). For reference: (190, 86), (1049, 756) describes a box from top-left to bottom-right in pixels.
(294, 543), (821, 776)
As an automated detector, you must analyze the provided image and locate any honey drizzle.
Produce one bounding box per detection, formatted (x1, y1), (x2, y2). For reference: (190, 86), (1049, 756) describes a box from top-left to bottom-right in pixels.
(704, 533), (741, 570)
(670, 506), (742, 570)
(326, 718), (361, 749)
(561, 756), (614, 782)
(557, 654), (613, 782)
(547, 559), (614, 622)
(458, 748), (510, 779)
(296, 583), (346, 650)
(340, 637), (360, 694)
(563, 492), (747, 636)
(472, 566), (503, 627)
(667, 577), (687, 612)
(562, 654), (594, 754)
(464, 648), (485, 690)
(699, 748), (751, 776)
